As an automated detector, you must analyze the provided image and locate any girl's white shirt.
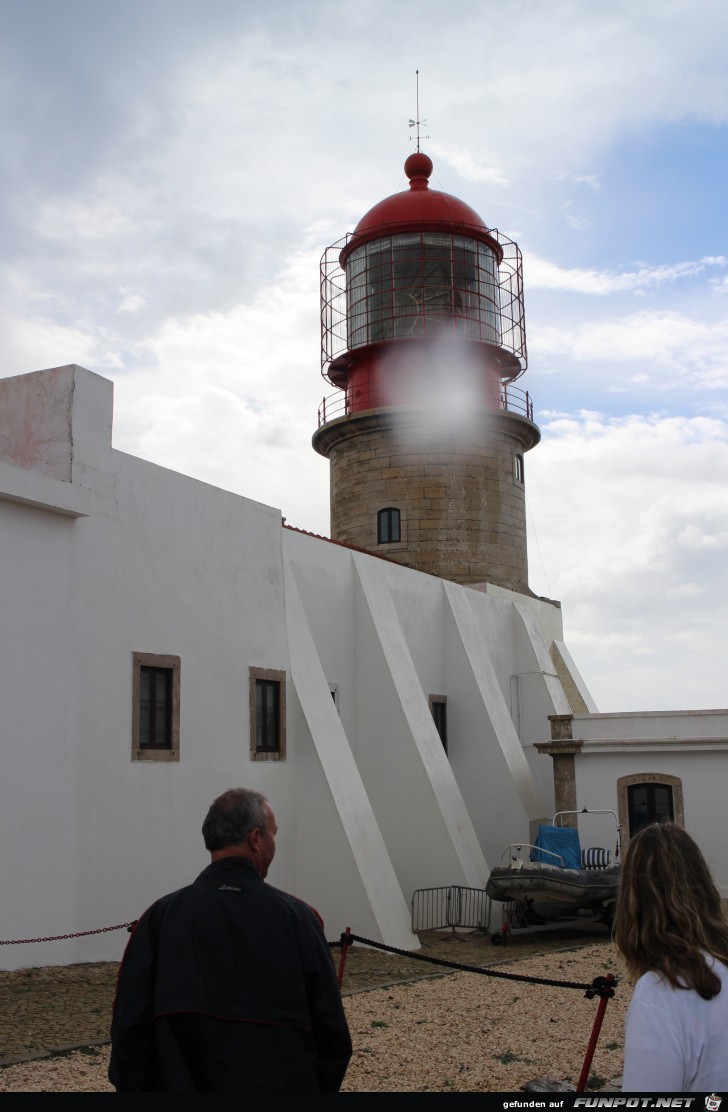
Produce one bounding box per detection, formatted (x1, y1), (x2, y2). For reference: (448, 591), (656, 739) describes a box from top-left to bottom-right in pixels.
(622, 955), (728, 1093)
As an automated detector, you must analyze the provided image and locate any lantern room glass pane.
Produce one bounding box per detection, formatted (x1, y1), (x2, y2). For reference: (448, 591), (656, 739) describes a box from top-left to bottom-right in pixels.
(345, 232), (501, 349)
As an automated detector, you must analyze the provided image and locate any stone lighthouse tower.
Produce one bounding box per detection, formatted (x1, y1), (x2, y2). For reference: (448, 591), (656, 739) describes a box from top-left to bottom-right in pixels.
(312, 151), (540, 594)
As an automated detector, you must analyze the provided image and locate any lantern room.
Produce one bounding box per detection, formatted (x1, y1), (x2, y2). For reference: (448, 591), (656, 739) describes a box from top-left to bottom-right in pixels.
(320, 152), (528, 417)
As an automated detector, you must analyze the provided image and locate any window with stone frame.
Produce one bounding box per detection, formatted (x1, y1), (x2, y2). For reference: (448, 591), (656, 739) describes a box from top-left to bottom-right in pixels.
(618, 773), (684, 845)
(132, 652), (181, 762)
(249, 667), (286, 761)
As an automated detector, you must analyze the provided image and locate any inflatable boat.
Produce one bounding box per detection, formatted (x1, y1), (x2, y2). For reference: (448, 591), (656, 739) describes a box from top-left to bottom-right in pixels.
(486, 809), (621, 942)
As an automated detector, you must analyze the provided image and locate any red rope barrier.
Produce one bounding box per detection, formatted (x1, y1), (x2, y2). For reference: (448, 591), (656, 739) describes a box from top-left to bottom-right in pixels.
(576, 973), (617, 1092)
(337, 927), (352, 988)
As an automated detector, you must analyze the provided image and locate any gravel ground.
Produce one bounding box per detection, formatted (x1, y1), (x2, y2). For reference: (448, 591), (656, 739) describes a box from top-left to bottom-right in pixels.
(0, 937), (628, 1092)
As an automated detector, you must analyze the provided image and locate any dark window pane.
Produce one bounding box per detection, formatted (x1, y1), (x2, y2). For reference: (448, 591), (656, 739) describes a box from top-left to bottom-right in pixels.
(628, 783), (674, 836)
(154, 673), (170, 744)
(432, 700), (447, 753)
(628, 786), (650, 834)
(652, 785), (674, 823)
(139, 666), (172, 749)
(377, 507), (400, 544)
(255, 679), (280, 752)
(140, 670), (151, 745)
(255, 682), (264, 750)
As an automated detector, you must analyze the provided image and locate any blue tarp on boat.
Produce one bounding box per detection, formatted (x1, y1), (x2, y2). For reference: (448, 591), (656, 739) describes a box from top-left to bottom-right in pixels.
(531, 825), (581, 870)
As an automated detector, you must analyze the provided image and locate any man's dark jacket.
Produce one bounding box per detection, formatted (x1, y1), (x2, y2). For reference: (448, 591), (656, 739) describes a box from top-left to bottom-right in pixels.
(108, 857), (352, 1091)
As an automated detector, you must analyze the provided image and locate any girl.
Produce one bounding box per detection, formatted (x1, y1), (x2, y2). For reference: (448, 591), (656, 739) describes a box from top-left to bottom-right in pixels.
(615, 822), (728, 1092)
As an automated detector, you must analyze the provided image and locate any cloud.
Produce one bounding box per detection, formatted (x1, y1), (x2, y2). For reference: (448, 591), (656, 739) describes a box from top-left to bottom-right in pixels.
(560, 202), (591, 231)
(117, 292), (147, 315)
(576, 175), (601, 190)
(531, 311), (728, 388)
(0, 312), (122, 374)
(527, 410), (728, 709)
(111, 244), (331, 533)
(427, 141), (510, 187)
(525, 254), (727, 295)
(557, 173), (603, 192)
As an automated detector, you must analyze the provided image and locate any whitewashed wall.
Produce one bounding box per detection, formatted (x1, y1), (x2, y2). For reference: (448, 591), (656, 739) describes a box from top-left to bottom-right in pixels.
(1, 365), (586, 969)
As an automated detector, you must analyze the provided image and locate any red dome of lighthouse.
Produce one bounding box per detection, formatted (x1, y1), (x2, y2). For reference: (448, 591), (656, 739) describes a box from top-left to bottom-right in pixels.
(341, 153), (499, 263)
(320, 150), (528, 388)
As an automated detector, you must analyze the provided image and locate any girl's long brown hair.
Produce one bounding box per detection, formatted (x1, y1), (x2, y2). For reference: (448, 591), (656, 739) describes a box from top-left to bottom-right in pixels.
(615, 822), (728, 1000)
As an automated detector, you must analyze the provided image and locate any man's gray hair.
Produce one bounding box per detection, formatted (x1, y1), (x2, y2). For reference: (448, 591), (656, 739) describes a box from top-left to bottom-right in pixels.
(202, 788), (269, 851)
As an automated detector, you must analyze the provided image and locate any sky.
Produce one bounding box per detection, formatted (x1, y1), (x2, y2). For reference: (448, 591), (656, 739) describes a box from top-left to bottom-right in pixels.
(2, 0), (727, 712)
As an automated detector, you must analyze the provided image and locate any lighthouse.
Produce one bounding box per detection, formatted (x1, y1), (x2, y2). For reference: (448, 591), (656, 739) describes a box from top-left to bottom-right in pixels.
(312, 151), (540, 595)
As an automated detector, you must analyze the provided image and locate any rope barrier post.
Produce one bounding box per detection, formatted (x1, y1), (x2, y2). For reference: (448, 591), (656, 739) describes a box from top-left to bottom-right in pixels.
(576, 973), (617, 1093)
(337, 927), (352, 988)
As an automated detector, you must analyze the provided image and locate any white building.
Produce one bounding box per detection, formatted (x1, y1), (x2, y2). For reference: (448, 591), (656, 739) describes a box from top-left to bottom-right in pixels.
(0, 362), (573, 969)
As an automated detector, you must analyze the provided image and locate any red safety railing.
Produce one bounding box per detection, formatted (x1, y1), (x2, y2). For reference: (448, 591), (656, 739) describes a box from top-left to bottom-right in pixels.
(321, 227), (528, 379)
(317, 382), (534, 428)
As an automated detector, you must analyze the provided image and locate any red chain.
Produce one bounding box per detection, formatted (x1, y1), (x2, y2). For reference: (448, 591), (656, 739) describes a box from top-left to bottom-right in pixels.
(0, 923), (135, 945)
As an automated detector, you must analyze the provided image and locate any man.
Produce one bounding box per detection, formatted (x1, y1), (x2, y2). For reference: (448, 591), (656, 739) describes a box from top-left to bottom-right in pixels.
(108, 788), (352, 1091)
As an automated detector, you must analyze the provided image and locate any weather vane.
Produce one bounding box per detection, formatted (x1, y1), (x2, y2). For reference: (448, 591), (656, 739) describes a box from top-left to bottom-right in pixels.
(408, 69), (429, 151)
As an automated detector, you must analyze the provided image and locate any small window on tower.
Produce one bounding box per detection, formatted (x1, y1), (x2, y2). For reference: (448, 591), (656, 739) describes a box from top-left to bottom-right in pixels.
(515, 454), (525, 484)
(377, 507), (401, 544)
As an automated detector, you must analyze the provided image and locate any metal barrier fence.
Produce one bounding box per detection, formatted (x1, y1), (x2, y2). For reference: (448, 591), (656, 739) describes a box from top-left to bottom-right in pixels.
(411, 886), (491, 933)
